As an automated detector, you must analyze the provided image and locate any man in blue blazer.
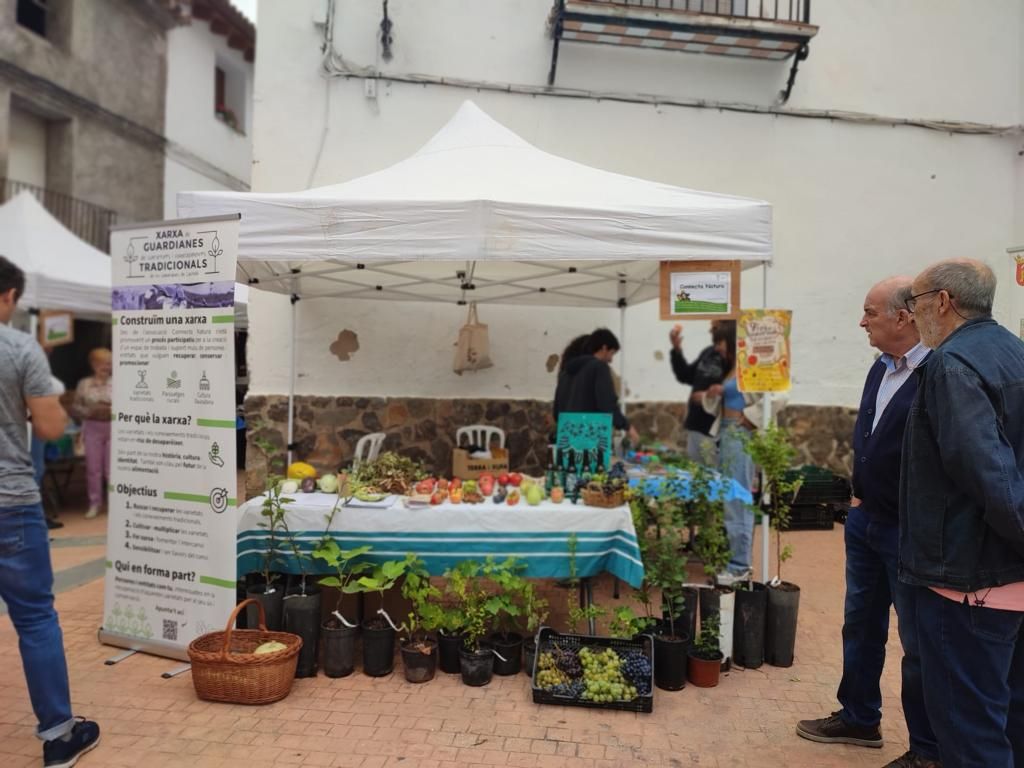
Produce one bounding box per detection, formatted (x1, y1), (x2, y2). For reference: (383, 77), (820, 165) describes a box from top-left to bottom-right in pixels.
(796, 277), (939, 768)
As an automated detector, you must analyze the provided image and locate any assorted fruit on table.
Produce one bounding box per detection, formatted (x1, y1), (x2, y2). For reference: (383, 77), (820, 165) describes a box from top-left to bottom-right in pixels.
(535, 643), (651, 703)
(272, 453), (632, 508)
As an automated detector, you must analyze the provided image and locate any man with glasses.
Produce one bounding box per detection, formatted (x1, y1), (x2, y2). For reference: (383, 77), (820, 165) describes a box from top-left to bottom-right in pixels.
(797, 277), (939, 768)
(900, 258), (1024, 768)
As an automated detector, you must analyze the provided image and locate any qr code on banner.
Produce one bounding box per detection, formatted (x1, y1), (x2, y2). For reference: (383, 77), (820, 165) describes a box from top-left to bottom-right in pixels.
(162, 619), (177, 642)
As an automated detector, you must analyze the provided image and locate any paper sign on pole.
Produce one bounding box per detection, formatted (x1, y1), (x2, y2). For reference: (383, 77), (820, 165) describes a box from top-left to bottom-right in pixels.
(100, 214), (240, 661)
(737, 309), (792, 393)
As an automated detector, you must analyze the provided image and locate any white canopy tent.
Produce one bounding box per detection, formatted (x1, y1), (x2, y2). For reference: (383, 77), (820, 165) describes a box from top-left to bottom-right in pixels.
(0, 191), (112, 318)
(178, 100), (777, 576)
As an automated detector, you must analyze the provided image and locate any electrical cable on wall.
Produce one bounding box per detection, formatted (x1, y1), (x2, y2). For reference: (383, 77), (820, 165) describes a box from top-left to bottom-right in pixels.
(314, 0), (1021, 138)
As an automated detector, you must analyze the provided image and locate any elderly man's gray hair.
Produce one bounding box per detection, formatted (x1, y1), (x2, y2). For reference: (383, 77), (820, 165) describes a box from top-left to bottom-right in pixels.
(921, 260), (996, 317)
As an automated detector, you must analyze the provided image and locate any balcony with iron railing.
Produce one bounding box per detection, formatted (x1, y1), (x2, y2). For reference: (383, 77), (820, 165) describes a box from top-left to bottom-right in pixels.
(1, 178), (117, 252)
(580, 0), (810, 24)
(548, 0), (819, 93)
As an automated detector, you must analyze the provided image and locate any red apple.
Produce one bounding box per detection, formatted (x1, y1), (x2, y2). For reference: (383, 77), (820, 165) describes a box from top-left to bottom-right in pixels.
(498, 473), (510, 486)
(508, 473), (523, 487)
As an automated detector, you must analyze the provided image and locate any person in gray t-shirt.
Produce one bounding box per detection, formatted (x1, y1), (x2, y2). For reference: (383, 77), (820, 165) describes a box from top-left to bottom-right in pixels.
(0, 256), (100, 764)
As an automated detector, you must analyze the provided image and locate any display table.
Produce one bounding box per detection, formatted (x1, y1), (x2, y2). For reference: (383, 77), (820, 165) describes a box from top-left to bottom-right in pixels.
(236, 493), (644, 588)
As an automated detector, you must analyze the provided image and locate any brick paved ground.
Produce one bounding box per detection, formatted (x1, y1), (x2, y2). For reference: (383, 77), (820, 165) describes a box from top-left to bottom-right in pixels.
(0, 508), (912, 768)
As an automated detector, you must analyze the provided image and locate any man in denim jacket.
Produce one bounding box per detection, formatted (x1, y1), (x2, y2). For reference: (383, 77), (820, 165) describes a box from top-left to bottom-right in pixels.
(900, 258), (1024, 768)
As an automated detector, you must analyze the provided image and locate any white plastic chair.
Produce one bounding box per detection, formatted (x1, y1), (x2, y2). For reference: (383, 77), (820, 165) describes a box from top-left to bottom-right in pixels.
(455, 425), (506, 450)
(352, 432), (386, 469)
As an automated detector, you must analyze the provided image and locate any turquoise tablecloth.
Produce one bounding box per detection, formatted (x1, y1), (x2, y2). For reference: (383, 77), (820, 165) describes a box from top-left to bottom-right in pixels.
(236, 493), (645, 587)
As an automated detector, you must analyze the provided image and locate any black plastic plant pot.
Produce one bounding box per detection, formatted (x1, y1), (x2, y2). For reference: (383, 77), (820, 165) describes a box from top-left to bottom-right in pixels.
(283, 586), (322, 677)
(245, 583), (284, 631)
(765, 582), (801, 667)
(653, 632), (689, 691)
(687, 650), (724, 688)
(361, 621), (396, 677)
(438, 631), (465, 674)
(400, 638), (438, 684)
(733, 581), (768, 669)
(523, 636), (537, 677)
(321, 621), (357, 678)
(459, 646), (495, 687)
(235, 581), (248, 628)
(661, 586), (699, 642)
(489, 632), (523, 676)
(699, 586), (721, 622)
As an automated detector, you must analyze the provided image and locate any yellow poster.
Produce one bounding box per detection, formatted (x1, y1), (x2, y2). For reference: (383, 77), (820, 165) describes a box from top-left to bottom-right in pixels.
(737, 309), (792, 393)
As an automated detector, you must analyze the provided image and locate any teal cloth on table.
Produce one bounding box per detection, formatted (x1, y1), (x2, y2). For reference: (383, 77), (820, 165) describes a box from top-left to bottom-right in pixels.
(235, 494), (645, 587)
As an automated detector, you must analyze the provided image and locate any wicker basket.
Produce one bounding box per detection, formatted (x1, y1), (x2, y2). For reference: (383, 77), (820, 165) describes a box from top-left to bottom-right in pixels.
(580, 483), (625, 509)
(187, 598), (303, 705)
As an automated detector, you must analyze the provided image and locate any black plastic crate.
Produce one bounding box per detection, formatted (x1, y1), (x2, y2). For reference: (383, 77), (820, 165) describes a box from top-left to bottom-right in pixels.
(784, 466), (851, 506)
(784, 503), (836, 531)
(531, 626), (654, 714)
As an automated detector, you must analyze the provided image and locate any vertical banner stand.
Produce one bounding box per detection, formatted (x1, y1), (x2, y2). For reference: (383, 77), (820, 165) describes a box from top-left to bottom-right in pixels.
(100, 214), (240, 669)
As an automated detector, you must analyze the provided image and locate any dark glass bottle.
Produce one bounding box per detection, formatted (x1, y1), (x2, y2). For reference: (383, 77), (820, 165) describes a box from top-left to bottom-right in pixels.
(564, 450), (579, 501)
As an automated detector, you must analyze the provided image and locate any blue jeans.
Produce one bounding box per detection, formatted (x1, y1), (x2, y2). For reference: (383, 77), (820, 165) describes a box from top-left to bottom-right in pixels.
(719, 423), (755, 573)
(916, 585), (1024, 768)
(838, 507), (938, 759)
(0, 504), (74, 740)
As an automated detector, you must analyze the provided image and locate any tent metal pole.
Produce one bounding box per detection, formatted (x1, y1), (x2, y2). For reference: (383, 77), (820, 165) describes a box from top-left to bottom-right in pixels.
(287, 298), (297, 467)
(619, 305), (627, 419)
(761, 261), (771, 584)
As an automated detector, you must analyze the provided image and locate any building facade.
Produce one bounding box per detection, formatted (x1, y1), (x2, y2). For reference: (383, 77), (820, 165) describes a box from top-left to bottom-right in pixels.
(238, 0), (1023, 485)
(0, 0), (180, 247)
(163, 0), (253, 218)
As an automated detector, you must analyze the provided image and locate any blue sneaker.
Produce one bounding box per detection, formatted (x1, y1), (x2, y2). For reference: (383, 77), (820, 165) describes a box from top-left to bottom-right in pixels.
(43, 718), (100, 768)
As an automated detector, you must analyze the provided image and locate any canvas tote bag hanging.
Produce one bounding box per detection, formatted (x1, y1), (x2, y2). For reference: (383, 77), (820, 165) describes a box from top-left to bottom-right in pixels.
(452, 302), (493, 374)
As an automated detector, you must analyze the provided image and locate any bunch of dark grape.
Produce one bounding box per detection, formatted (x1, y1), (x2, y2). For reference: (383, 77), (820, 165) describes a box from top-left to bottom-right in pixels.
(619, 649), (652, 696)
(552, 644), (583, 678)
(548, 679), (585, 698)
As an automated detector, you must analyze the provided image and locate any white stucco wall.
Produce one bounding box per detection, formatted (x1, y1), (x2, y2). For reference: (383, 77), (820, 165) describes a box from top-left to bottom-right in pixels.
(164, 18), (253, 205)
(247, 0), (1023, 407)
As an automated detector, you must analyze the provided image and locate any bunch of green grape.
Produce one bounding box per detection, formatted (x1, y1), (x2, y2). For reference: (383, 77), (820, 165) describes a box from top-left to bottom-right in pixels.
(537, 651), (569, 689)
(579, 646), (639, 703)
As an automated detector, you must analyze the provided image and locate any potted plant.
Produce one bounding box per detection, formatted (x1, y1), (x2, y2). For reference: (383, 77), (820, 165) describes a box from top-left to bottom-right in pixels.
(246, 480), (290, 631)
(344, 555), (412, 676)
(521, 579), (550, 677)
(279, 512), (322, 677)
(485, 557), (530, 675)
(744, 423), (801, 667)
(311, 537), (372, 678)
(398, 556), (440, 683)
(647, 524), (691, 691)
(687, 613), (724, 687)
(446, 560), (494, 686)
(435, 597), (466, 675)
